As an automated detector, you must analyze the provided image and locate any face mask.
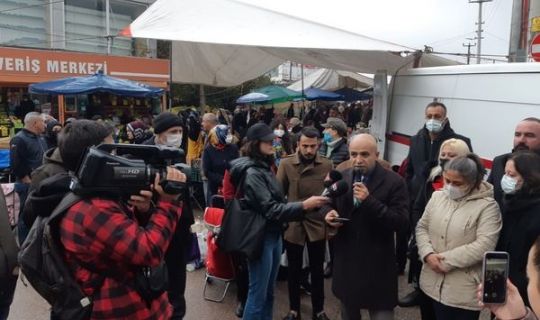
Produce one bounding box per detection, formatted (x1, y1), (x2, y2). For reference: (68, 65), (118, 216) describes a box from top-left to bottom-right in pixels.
(323, 132), (333, 143)
(439, 158), (449, 169)
(165, 133), (182, 147)
(225, 134), (233, 144)
(338, 106), (345, 113)
(444, 184), (469, 200)
(501, 175), (519, 194)
(274, 129), (285, 138)
(425, 119), (444, 133)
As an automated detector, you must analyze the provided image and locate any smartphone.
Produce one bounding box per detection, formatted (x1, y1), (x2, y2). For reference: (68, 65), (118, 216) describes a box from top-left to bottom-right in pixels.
(332, 217), (350, 223)
(482, 251), (510, 304)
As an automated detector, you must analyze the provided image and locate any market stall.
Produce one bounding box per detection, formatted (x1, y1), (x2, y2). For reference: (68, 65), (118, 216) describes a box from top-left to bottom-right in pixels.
(29, 71), (164, 124)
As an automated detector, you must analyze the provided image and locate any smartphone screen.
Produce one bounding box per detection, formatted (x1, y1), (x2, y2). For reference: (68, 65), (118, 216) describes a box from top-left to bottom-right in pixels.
(482, 251), (509, 304)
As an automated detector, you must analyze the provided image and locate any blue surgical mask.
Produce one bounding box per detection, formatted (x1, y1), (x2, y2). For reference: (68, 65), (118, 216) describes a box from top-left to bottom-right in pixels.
(501, 175), (519, 194)
(426, 119), (444, 133)
(323, 132), (333, 143)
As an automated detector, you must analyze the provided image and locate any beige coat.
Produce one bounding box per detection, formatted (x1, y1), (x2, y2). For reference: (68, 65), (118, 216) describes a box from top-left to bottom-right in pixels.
(416, 181), (502, 311)
(276, 153), (332, 245)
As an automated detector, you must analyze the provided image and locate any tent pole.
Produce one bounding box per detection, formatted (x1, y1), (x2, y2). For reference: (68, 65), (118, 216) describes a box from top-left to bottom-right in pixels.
(169, 41), (173, 110)
(301, 64), (305, 108)
(58, 95), (65, 124)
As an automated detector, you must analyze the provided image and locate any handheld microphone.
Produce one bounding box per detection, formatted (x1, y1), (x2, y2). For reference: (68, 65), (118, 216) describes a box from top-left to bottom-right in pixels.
(353, 167), (364, 206)
(321, 180), (349, 198)
(324, 170), (343, 188)
(353, 167), (363, 184)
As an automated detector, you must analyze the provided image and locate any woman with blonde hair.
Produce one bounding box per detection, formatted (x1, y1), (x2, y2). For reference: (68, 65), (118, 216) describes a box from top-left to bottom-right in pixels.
(416, 154), (502, 319)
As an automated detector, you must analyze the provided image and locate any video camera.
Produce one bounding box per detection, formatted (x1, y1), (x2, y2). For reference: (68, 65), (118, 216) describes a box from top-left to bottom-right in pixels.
(71, 144), (191, 198)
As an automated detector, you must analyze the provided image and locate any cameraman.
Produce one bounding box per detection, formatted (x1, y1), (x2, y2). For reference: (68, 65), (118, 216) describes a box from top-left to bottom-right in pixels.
(60, 167), (186, 319)
(144, 112), (194, 319)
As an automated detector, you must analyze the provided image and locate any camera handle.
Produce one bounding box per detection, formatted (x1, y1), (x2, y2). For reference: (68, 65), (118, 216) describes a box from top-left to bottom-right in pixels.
(159, 179), (187, 196)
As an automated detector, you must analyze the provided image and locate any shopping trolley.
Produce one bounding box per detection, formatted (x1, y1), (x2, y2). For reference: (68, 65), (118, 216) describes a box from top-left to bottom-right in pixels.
(202, 196), (236, 302)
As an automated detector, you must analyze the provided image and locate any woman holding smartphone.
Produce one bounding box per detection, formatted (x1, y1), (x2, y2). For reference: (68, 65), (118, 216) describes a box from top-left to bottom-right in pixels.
(416, 154), (502, 320)
(495, 151), (540, 307)
(479, 235), (540, 320)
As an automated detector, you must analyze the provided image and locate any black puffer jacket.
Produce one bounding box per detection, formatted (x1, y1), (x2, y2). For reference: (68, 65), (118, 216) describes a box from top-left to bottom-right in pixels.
(229, 157), (304, 233)
(405, 121), (472, 200)
(318, 138), (349, 166)
(9, 129), (48, 180)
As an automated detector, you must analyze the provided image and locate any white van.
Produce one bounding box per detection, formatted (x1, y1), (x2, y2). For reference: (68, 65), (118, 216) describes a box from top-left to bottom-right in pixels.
(380, 62), (540, 170)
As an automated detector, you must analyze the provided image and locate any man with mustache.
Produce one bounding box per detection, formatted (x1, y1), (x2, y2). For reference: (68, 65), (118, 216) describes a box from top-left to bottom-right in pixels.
(276, 127), (333, 320)
(488, 117), (540, 207)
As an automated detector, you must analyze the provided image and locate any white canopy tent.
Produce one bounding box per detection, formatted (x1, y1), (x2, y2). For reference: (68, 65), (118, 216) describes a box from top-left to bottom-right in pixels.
(120, 0), (459, 87)
(287, 69), (374, 91)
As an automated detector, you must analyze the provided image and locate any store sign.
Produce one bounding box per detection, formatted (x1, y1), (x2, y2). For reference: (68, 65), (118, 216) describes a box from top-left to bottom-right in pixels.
(0, 46), (169, 86)
(0, 56), (108, 75)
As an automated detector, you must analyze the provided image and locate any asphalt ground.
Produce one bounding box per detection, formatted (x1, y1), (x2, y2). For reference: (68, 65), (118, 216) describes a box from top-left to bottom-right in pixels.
(8, 212), (491, 319)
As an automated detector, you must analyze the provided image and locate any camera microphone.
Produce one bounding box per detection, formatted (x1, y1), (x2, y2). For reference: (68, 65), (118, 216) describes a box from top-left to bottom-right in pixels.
(321, 180), (349, 198)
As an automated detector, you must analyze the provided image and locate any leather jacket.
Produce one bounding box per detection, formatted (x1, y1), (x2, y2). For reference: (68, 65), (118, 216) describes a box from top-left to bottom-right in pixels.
(229, 157), (303, 233)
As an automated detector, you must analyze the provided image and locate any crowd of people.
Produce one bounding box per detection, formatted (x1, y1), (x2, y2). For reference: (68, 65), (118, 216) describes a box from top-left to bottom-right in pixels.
(0, 99), (539, 320)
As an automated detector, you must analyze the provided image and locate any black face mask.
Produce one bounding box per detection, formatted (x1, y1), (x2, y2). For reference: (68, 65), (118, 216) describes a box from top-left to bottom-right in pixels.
(439, 158), (449, 169)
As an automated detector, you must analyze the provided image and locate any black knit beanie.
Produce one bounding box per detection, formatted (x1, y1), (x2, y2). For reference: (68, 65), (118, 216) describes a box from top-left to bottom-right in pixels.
(153, 112), (184, 134)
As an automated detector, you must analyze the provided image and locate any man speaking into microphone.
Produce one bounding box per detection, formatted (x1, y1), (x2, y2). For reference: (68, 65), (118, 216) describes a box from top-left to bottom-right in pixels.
(276, 127), (333, 320)
(320, 134), (409, 320)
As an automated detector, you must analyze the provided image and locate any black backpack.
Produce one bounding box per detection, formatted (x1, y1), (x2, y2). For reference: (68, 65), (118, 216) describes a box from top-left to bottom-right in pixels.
(18, 173), (95, 320)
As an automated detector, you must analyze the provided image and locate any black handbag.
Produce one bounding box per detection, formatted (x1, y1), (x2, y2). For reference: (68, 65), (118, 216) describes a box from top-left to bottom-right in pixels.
(134, 261), (169, 304)
(217, 175), (267, 260)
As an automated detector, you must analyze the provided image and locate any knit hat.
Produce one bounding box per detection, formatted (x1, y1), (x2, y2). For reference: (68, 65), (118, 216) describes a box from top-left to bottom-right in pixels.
(127, 120), (148, 141)
(153, 112), (184, 134)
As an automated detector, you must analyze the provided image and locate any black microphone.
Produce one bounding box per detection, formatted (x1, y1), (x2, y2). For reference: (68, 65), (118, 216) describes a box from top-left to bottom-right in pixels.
(353, 167), (363, 184)
(353, 167), (365, 206)
(321, 180), (349, 198)
(323, 170), (343, 188)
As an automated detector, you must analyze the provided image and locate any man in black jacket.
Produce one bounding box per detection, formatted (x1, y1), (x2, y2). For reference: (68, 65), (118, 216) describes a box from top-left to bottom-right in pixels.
(143, 112), (194, 319)
(488, 117), (540, 207)
(400, 101), (472, 307)
(9, 112), (47, 243)
(319, 117), (349, 167)
(322, 134), (409, 320)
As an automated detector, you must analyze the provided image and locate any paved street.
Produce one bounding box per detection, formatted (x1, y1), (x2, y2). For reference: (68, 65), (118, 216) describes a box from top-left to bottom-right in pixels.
(8, 266), (492, 320)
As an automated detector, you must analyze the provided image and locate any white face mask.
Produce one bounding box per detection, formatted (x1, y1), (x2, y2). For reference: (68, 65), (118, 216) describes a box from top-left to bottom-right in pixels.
(426, 119), (444, 133)
(225, 134), (233, 144)
(338, 106), (345, 113)
(444, 184), (469, 200)
(274, 129), (285, 138)
(165, 133), (182, 147)
(501, 175), (519, 194)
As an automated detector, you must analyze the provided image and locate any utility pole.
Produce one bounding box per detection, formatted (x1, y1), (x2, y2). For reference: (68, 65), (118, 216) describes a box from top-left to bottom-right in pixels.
(470, 0), (492, 64)
(462, 41), (477, 64)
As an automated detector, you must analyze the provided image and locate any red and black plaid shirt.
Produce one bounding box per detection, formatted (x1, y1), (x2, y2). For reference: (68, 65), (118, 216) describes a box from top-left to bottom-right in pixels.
(60, 198), (182, 320)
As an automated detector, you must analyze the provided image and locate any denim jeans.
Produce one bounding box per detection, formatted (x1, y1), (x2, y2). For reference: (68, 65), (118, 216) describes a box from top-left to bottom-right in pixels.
(243, 232), (282, 320)
(14, 182), (29, 245)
